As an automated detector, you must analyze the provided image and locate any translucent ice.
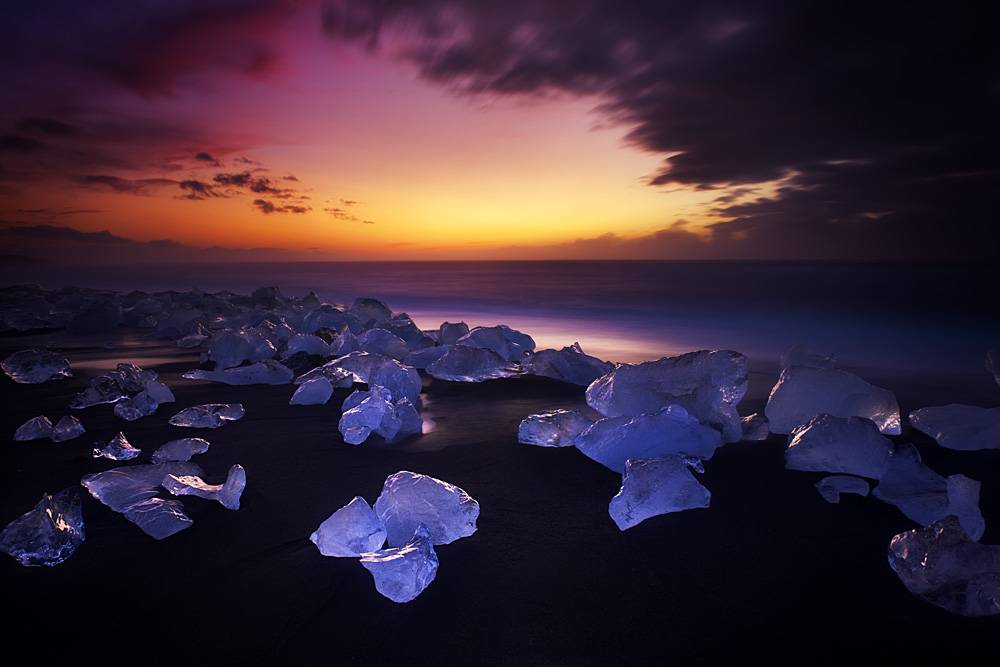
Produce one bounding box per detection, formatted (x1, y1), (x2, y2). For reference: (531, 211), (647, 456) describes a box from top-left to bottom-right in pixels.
(426, 345), (518, 382)
(2, 348), (72, 384)
(328, 352), (421, 403)
(518, 409), (594, 447)
(14, 416), (53, 441)
(51, 415), (85, 442)
(168, 403), (245, 428)
(207, 330), (276, 370)
(358, 328), (409, 360)
(576, 405), (723, 473)
(339, 387), (422, 445)
(93, 432), (142, 461)
(815, 475), (870, 503)
(0, 488), (84, 566)
(163, 464), (246, 510)
(360, 525), (439, 603)
(523, 343), (613, 386)
(405, 345), (448, 370)
(183, 360), (293, 385)
(888, 516), (1000, 616)
(70, 374), (127, 409)
(437, 321), (470, 346)
(908, 405), (1000, 451)
(290, 377), (334, 405)
(293, 362), (354, 389)
(348, 297), (393, 327)
(329, 326), (360, 356)
(455, 325), (535, 361)
(122, 498), (193, 540)
(374, 471), (480, 546)
(785, 415), (893, 479)
(310, 496), (387, 557)
(586, 350), (748, 443)
(142, 379), (175, 404)
(765, 366), (901, 435)
(151, 437), (210, 463)
(113, 391), (158, 421)
(608, 455), (711, 530)
(740, 413), (770, 441)
(282, 333), (332, 359)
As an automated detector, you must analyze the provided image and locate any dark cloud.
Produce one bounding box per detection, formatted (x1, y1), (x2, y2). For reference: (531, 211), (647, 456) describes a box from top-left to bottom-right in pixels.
(0, 135), (46, 153)
(322, 0), (1000, 258)
(178, 179), (223, 200)
(213, 171), (295, 197)
(253, 198), (309, 214)
(15, 117), (78, 136)
(195, 151), (221, 166)
(340, 198), (357, 206)
(79, 174), (178, 194)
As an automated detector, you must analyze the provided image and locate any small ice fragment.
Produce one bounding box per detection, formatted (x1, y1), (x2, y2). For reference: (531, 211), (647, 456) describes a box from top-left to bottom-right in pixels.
(374, 471), (480, 546)
(113, 391), (158, 421)
(785, 415), (893, 479)
(908, 404), (1000, 451)
(740, 413), (770, 441)
(169, 403), (245, 428)
(151, 437), (210, 463)
(426, 345), (519, 382)
(814, 475), (870, 503)
(1, 348), (72, 384)
(290, 377), (334, 405)
(338, 387), (421, 445)
(162, 464), (246, 510)
(438, 321), (470, 346)
(310, 496), (387, 557)
(183, 360), (293, 385)
(122, 498), (193, 540)
(50, 415), (85, 442)
(93, 432), (141, 461)
(522, 343), (613, 386)
(359, 525), (439, 603)
(0, 488), (84, 566)
(14, 416), (53, 441)
(518, 409), (593, 447)
(609, 456), (711, 530)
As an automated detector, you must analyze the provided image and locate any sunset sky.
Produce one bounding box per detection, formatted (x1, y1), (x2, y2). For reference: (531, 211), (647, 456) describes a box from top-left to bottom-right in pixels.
(1, 1), (996, 261)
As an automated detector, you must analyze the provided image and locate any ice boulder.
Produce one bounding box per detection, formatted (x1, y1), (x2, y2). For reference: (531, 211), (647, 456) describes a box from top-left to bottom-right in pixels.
(282, 333), (333, 359)
(290, 377), (334, 405)
(518, 409), (593, 447)
(339, 386), (422, 445)
(438, 321), (470, 346)
(169, 403), (245, 428)
(522, 343), (613, 386)
(888, 516), (1000, 616)
(405, 345), (448, 370)
(609, 456), (711, 530)
(2, 348), (72, 384)
(113, 391), (159, 421)
(374, 471), (479, 546)
(70, 375), (127, 409)
(51, 415), (85, 442)
(183, 360), (293, 385)
(740, 413), (770, 441)
(0, 489), (84, 567)
(122, 498), (194, 540)
(360, 525), (439, 603)
(348, 297), (392, 327)
(151, 437), (210, 463)
(93, 432), (141, 461)
(14, 416), (53, 441)
(575, 405), (723, 474)
(163, 464), (246, 510)
(784, 415), (893, 479)
(426, 345), (518, 382)
(294, 362), (354, 389)
(586, 350), (748, 443)
(765, 366), (901, 435)
(814, 475), (870, 503)
(302, 305), (363, 335)
(142, 379), (175, 404)
(909, 405), (1000, 451)
(456, 325), (535, 361)
(207, 330), (276, 370)
(310, 496), (387, 557)
(358, 328), (409, 360)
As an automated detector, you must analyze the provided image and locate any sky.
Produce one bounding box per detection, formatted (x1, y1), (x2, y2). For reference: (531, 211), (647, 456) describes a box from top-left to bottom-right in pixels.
(1, 1), (997, 262)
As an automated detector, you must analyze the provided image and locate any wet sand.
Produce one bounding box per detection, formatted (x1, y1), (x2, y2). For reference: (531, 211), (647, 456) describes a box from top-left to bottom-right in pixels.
(1, 330), (998, 664)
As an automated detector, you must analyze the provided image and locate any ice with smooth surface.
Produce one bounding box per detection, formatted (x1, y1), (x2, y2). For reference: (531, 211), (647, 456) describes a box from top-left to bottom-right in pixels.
(438, 321), (470, 346)
(576, 405), (723, 473)
(888, 516), (1000, 617)
(349, 297), (392, 326)
(374, 471), (480, 546)
(122, 498), (193, 540)
(518, 409), (593, 447)
(70, 375), (126, 408)
(609, 455), (711, 530)
(290, 377), (334, 405)
(426, 345), (518, 382)
(14, 416), (53, 441)
(282, 333), (333, 359)
(113, 391), (159, 421)
(360, 525), (439, 603)
(522, 343), (613, 386)
(405, 345), (448, 369)
(740, 413), (770, 441)
(51, 415), (85, 442)
(142, 379), (175, 404)
(2, 348), (72, 384)
(163, 464), (246, 510)
(358, 328), (409, 360)
(785, 415), (893, 479)
(207, 330), (276, 370)
(586, 350), (748, 443)
(815, 475), (870, 503)
(339, 386), (421, 445)
(183, 360), (293, 385)
(908, 405), (1000, 451)
(293, 362), (354, 388)
(169, 403), (245, 428)
(456, 324), (535, 361)
(93, 432), (141, 461)
(310, 496), (387, 557)
(765, 365), (901, 435)
(151, 437), (210, 463)
(0, 489), (84, 567)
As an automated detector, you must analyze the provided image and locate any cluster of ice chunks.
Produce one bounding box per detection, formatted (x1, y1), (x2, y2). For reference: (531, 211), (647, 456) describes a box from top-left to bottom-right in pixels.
(338, 386), (422, 445)
(518, 409), (593, 447)
(0, 488), (85, 566)
(163, 464), (246, 510)
(70, 362), (174, 424)
(14, 414), (85, 443)
(909, 405), (1000, 451)
(183, 360), (294, 385)
(1, 348), (72, 384)
(522, 343), (613, 386)
(93, 432), (142, 461)
(309, 471), (478, 603)
(609, 456), (711, 530)
(169, 403), (245, 428)
(426, 345), (519, 382)
(151, 437), (210, 463)
(815, 475), (870, 503)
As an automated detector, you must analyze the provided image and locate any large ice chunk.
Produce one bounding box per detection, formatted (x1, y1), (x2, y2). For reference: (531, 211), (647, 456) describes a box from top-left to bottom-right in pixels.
(455, 325), (535, 361)
(113, 391), (158, 421)
(348, 297), (392, 326)
(784, 415), (893, 479)
(358, 329), (409, 360)
(374, 471), (479, 546)
(360, 525), (439, 603)
(815, 475), (870, 503)
(207, 330), (276, 370)
(282, 333), (333, 359)
(14, 416), (53, 441)
(163, 464), (246, 510)
(339, 387), (422, 445)
(0, 489), (84, 567)
(426, 345), (518, 382)
(522, 343), (613, 386)
(586, 350), (748, 443)
(404, 346), (448, 370)
(122, 498), (193, 540)
(169, 403), (245, 428)
(2, 348), (72, 384)
(518, 409), (593, 447)
(608, 456), (711, 530)
(310, 496), (387, 557)
(888, 516), (1000, 616)
(909, 405), (1000, 451)
(51, 415), (85, 442)
(575, 405), (723, 473)
(151, 437), (210, 463)
(293, 362), (354, 388)
(183, 360), (293, 385)
(142, 379), (175, 404)
(93, 432), (141, 461)
(765, 366), (901, 435)
(438, 321), (470, 346)
(290, 377), (334, 405)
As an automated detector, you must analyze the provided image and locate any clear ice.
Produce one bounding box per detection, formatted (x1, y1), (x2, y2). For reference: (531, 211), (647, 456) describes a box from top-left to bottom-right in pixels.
(358, 328), (409, 360)
(426, 345), (519, 382)
(338, 386), (421, 445)
(310, 496), (387, 557)
(359, 525), (439, 603)
(14, 415), (53, 441)
(908, 404), (1000, 451)
(51, 415), (85, 442)
(518, 409), (594, 447)
(2, 348), (72, 384)
(169, 403), (245, 428)
(784, 415), (893, 479)
(151, 437), (210, 463)
(608, 455), (711, 530)
(0, 488), (84, 567)
(454, 325), (535, 362)
(290, 377), (334, 405)
(113, 391), (159, 421)
(814, 475), (870, 503)
(93, 432), (142, 461)
(183, 360), (293, 385)
(162, 464), (246, 510)
(522, 343), (613, 386)
(374, 471), (480, 546)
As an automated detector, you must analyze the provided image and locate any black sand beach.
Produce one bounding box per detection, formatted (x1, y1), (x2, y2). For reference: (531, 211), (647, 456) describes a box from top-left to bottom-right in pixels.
(2, 329), (998, 664)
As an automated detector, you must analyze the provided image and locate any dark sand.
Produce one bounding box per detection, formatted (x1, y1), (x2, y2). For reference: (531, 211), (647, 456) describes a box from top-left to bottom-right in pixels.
(2, 330), (998, 664)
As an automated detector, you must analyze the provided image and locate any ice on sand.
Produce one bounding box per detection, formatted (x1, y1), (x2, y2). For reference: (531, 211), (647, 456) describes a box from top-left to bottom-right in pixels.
(2, 348), (72, 384)
(169, 403), (245, 428)
(92, 432), (141, 461)
(113, 391), (158, 421)
(360, 525), (439, 603)
(425, 345), (519, 382)
(608, 456), (711, 530)
(518, 409), (593, 447)
(338, 386), (421, 445)
(14, 416), (53, 441)
(310, 496), (387, 557)
(784, 415), (893, 479)
(151, 437), (210, 463)
(522, 343), (613, 387)
(909, 404), (1000, 451)
(51, 415), (85, 442)
(290, 377), (334, 405)
(455, 324), (535, 361)
(374, 471), (479, 547)
(0, 489), (84, 567)
(183, 360), (293, 385)
(163, 464), (246, 510)
(815, 475), (870, 503)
